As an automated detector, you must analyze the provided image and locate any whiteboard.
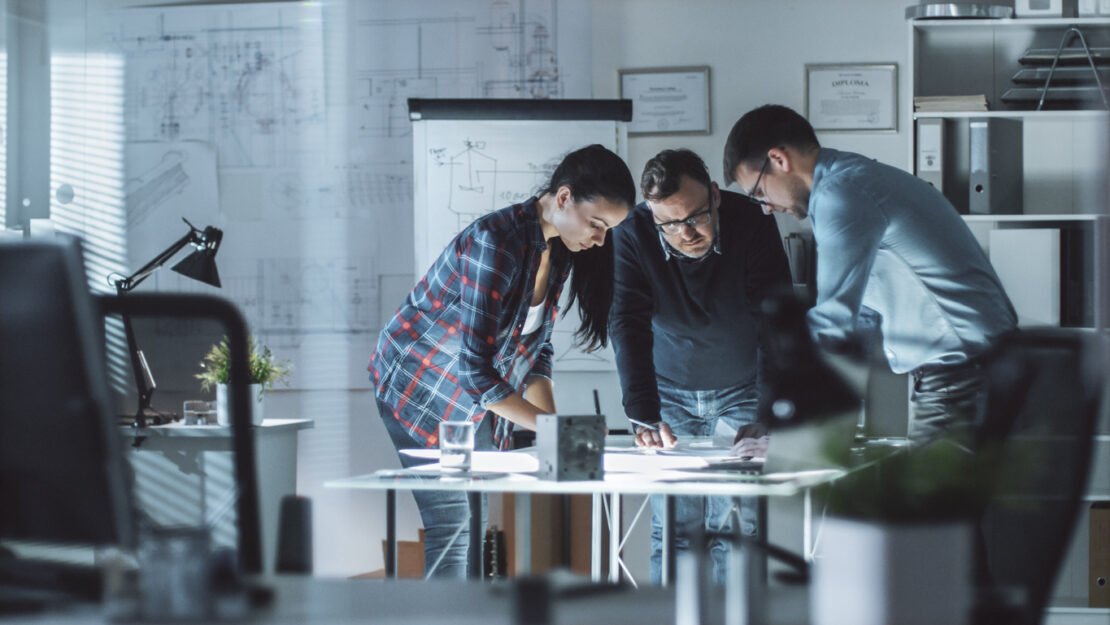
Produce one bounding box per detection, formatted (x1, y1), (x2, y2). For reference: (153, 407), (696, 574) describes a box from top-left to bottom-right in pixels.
(411, 105), (628, 371)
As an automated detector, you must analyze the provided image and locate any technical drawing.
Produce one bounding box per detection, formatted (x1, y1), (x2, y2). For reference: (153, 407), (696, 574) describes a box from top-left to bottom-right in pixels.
(354, 0), (572, 139)
(223, 256), (378, 338)
(478, 0), (562, 99)
(356, 76), (439, 139)
(433, 138), (558, 232)
(442, 139), (497, 229)
(104, 1), (592, 386)
(106, 5), (325, 169)
(125, 150), (189, 228)
(481, 21), (561, 98)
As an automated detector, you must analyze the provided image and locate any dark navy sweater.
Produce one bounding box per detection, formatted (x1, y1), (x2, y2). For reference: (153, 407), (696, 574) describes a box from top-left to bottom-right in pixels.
(609, 190), (791, 425)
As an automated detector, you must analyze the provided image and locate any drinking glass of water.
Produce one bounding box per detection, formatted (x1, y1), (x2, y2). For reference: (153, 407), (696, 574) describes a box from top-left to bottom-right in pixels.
(438, 421), (475, 471)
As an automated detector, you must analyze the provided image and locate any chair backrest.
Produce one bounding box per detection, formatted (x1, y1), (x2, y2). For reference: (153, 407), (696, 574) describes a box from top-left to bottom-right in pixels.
(0, 237), (135, 548)
(975, 328), (1106, 624)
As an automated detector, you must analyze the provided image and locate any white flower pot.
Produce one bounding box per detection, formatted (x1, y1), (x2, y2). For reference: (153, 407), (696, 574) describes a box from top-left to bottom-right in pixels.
(811, 517), (973, 625)
(215, 383), (264, 426)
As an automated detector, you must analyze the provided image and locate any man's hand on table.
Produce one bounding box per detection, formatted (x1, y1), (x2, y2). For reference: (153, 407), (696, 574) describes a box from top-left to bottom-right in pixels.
(634, 422), (677, 449)
(731, 423), (769, 459)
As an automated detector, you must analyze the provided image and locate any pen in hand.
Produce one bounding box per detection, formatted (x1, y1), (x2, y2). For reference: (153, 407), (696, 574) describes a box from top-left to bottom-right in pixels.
(627, 418), (659, 432)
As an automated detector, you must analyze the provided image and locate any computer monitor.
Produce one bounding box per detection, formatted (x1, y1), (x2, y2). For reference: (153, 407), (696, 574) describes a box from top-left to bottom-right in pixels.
(0, 238), (135, 575)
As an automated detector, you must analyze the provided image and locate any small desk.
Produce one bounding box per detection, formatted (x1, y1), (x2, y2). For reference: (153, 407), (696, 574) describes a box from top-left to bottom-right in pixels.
(120, 419), (314, 574)
(327, 436), (843, 584)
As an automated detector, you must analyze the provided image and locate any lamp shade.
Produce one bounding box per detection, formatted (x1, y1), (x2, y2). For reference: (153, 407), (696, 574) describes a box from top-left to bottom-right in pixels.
(172, 249), (221, 287)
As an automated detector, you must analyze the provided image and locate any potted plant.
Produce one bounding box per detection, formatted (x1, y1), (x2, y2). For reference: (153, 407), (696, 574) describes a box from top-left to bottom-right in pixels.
(196, 336), (292, 425)
(810, 436), (1002, 625)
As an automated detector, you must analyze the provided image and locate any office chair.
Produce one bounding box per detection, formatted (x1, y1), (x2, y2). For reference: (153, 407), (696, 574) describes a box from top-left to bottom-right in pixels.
(0, 238), (135, 607)
(0, 238), (266, 578)
(973, 328), (1106, 625)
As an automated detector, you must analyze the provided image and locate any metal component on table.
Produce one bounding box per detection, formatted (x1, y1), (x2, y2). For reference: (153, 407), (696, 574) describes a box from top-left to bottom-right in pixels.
(536, 414), (605, 481)
(904, 2), (1014, 19)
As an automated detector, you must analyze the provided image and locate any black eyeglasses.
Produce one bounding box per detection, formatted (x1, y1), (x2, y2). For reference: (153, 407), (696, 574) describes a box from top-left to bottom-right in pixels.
(746, 157), (771, 207)
(653, 191), (715, 236)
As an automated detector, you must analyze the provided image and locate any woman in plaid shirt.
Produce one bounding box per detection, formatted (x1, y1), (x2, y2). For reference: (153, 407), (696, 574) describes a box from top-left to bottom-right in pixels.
(370, 144), (634, 578)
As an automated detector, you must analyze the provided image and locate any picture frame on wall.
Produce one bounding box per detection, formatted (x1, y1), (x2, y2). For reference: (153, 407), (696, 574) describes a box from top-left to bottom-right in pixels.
(618, 66), (710, 136)
(805, 63), (898, 132)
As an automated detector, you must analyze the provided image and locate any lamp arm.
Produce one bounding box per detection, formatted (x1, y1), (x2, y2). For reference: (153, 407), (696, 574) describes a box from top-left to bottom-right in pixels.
(114, 228), (201, 292)
(113, 226), (199, 429)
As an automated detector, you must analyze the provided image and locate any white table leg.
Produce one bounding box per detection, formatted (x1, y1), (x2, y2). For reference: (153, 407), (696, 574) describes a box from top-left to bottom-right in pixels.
(514, 493), (531, 575)
(608, 493), (621, 583)
(803, 488), (813, 562)
(591, 493), (602, 581)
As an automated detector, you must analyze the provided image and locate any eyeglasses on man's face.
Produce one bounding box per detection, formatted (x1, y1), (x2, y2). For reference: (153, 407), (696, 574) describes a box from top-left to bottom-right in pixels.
(745, 157), (771, 207)
(653, 190), (714, 236)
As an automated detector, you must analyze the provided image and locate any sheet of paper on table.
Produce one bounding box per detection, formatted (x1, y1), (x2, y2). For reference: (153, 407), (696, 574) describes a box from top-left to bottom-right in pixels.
(399, 447), (762, 474)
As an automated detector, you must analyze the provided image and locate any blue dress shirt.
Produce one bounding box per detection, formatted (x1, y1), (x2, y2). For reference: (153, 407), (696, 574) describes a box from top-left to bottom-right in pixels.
(807, 148), (1017, 373)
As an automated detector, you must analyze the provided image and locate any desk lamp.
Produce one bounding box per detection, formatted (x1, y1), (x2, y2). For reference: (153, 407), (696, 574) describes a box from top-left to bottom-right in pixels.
(113, 218), (223, 428)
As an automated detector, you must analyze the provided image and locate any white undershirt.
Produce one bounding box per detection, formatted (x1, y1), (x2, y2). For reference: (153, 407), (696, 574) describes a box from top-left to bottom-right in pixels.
(522, 303), (544, 335)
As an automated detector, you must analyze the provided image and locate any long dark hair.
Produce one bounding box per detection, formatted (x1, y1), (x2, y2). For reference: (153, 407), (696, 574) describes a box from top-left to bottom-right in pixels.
(539, 144), (634, 352)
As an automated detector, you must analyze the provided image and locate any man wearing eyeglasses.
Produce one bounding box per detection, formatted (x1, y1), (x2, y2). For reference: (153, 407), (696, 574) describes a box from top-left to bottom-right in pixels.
(723, 105), (1017, 442)
(609, 149), (791, 584)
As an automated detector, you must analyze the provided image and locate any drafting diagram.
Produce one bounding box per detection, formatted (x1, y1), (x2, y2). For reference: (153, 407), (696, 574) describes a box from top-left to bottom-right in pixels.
(479, 0), (562, 99)
(98, 1), (591, 387)
(428, 138), (556, 231)
(352, 0), (583, 141)
(124, 149), (190, 228)
(338, 161), (413, 211)
(223, 256), (379, 343)
(124, 142), (219, 269)
(105, 3), (326, 169)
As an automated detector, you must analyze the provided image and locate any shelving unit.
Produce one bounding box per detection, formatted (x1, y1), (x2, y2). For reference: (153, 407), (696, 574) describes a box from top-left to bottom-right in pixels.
(909, 16), (1110, 618)
(909, 15), (1110, 330)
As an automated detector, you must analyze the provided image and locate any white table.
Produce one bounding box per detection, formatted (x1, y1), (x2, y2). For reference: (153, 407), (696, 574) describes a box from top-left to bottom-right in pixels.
(120, 418), (314, 574)
(326, 436), (843, 584)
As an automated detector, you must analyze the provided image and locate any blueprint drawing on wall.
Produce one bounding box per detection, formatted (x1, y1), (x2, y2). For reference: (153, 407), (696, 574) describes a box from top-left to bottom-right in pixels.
(105, 0), (590, 389)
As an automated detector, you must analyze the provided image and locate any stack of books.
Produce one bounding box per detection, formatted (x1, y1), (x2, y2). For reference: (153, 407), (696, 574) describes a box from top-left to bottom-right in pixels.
(914, 94), (989, 112)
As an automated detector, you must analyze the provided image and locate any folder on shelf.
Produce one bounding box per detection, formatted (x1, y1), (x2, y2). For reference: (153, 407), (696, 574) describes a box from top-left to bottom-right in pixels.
(916, 118), (945, 193)
(1092, 502), (1110, 608)
(989, 228), (1061, 327)
(970, 118), (1023, 215)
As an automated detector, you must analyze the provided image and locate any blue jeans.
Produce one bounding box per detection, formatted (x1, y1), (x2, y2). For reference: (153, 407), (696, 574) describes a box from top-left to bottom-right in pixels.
(377, 398), (490, 579)
(649, 379), (759, 585)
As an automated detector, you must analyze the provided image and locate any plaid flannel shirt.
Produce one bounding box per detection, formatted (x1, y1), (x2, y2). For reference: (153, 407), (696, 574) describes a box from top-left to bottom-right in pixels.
(369, 199), (569, 450)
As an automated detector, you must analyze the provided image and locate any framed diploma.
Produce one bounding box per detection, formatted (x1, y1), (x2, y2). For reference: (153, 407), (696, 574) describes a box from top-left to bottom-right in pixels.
(805, 63), (898, 132)
(619, 66), (710, 135)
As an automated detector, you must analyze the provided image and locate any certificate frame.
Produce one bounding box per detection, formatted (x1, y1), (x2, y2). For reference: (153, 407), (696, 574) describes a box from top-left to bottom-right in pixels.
(804, 63), (898, 133)
(618, 65), (710, 136)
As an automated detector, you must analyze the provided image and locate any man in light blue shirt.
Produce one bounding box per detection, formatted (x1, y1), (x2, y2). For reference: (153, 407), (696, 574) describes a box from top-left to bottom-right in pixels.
(722, 104), (1017, 440)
